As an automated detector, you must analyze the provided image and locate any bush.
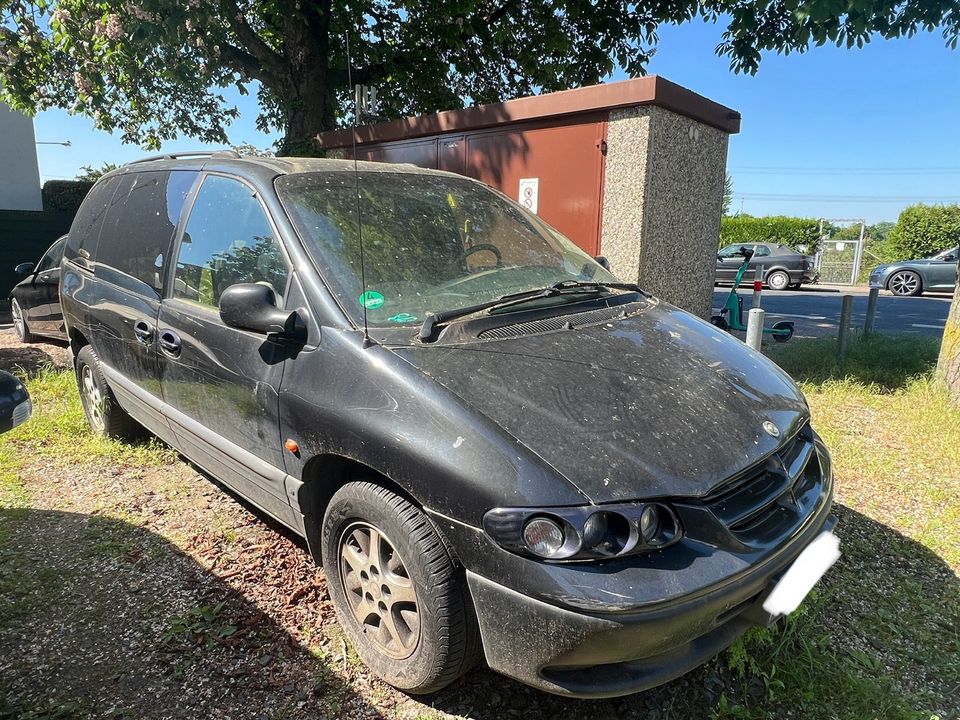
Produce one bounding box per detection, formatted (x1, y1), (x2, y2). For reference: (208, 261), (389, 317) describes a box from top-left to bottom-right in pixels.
(41, 180), (94, 215)
(887, 204), (960, 260)
(720, 215), (821, 254)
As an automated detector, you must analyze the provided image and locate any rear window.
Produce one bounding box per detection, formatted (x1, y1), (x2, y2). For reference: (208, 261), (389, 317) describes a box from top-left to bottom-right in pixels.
(65, 176), (121, 266)
(95, 170), (197, 297)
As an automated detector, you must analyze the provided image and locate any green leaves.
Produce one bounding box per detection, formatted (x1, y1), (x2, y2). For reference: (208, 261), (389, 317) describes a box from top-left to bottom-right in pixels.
(889, 204), (960, 259)
(0, 0), (957, 151)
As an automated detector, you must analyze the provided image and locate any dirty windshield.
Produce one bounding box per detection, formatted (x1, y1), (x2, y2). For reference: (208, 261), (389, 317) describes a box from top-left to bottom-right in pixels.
(276, 171), (619, 326)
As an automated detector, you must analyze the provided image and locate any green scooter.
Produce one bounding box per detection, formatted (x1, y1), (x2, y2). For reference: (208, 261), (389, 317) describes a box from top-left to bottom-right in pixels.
(711, 246), (794, 343)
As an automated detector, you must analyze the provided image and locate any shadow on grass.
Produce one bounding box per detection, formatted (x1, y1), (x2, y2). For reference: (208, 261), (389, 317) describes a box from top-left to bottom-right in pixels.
(766, 334), (941, 391)
(424, 505), (958, 720)
(0, 338), (70, 375)
(0, 507), (386, 720)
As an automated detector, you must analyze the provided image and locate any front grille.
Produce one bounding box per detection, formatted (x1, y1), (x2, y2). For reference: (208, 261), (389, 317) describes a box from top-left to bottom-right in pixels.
(477, 302), (646, 340)
(702, 425), (822, 546)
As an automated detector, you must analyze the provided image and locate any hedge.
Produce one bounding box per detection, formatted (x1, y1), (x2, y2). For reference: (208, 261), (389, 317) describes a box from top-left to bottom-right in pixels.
(720, 215), (821, 254)
(41, 179), (94, 214)
(887, 204), (960, 260)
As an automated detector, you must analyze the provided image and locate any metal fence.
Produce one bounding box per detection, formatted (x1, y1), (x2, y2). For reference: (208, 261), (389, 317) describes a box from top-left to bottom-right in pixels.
(815, 219), (865, 285)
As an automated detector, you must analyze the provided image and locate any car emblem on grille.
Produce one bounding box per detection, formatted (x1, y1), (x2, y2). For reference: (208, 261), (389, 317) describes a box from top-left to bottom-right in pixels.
(762, 421), (780, 438)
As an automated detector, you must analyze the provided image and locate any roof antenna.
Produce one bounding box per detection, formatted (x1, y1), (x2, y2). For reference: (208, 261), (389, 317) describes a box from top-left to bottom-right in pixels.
(345, 31), (372, 348)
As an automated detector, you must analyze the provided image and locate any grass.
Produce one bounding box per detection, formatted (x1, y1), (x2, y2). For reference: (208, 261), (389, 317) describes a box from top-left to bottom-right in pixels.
(712, 335), (960, 720)
(1, 339), (958, 719)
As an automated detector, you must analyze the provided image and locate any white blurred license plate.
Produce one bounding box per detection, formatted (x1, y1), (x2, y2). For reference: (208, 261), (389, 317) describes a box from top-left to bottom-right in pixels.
(762, 531), (840, 617)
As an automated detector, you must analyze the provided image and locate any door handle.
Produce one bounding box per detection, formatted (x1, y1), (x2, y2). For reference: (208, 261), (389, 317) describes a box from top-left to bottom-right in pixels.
(40, 274), (51, 283)
(158, 329), (182, 356)
(133, 319), (155, 345)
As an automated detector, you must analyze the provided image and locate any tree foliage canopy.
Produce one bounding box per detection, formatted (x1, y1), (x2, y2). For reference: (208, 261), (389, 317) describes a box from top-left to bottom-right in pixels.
(1, 0), (958, 152)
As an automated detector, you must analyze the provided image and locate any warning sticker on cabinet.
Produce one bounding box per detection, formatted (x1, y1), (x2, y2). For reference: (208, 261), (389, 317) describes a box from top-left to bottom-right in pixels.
(519, 178), (539, 214)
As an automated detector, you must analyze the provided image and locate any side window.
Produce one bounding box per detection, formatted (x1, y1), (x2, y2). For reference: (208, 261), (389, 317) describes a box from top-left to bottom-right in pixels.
(173, 175), (290, 308)
(95, 170), (197, 297)
(36, 238), (66, 273)
(753, 245), (771, 257)
(65, 176), (120, 265)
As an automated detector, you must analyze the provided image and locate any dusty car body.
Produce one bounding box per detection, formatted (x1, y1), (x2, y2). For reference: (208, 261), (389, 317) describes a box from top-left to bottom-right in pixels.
(60, 153), (835, 698)
(715, 242), (817, 290)
(869, 246), (958, 296)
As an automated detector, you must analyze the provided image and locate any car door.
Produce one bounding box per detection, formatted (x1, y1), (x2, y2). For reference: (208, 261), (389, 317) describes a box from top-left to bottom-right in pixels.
(30, 237), (66, 333)
(715, 245), (741, 281)
(157, 173), (294, 520)
(88, 170), (197, 436)
(927, 247), (959, 289)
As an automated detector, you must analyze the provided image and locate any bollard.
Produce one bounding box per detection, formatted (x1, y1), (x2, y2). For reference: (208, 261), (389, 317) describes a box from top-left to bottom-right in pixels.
(752, 264), (765, 309)
(746, 308), (765, 350)
(864, 287), (879, 337)
(838, 294), (853, 360)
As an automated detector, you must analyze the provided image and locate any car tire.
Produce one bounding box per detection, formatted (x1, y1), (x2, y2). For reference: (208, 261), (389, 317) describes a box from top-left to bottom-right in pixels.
(75, 345), (143, 440)
(888, 270), (923, 297)
(766, 270), (791, 291)
(11, 299), (36, 343)
(321, 481), (481, 694)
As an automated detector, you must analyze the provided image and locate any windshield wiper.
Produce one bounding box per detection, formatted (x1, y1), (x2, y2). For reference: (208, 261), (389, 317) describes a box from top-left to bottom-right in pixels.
(418, 280), (646, 341)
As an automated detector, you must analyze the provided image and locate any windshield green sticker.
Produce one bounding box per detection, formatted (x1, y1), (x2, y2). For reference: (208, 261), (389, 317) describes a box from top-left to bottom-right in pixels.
(359, 290), (385, 309)
(388, 312), (418, 324)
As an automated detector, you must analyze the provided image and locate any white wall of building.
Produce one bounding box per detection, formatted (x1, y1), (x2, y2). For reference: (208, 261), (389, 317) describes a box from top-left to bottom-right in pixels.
(0, 103), (43, 211)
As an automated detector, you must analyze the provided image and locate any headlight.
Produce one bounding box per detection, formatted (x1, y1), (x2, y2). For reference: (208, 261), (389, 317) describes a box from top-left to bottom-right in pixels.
(483, 501), (681, 562)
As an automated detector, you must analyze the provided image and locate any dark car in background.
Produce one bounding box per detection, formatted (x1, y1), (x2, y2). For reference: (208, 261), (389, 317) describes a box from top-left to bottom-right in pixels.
(868, 246), (958, 296)
(715, 242), (817, 290)
(60, 152), (836, 698)
(9, 235), (68, 343)
(0, 370), (31, 434)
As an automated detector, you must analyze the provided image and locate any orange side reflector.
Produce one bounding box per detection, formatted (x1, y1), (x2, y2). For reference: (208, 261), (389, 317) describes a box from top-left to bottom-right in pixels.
(284, 439), (300, 454)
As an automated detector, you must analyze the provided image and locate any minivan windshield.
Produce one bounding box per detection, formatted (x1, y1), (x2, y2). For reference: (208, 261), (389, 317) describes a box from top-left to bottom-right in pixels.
(276, 171), (620, 326)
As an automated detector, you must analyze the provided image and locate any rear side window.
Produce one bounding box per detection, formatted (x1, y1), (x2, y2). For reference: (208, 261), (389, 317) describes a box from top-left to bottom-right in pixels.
(95, 170), (197, 297)
(752, 245), (771, 257)
(65, 176), (120, 265)
(172, 175), (290, 308)
(36, 238), (66, 273)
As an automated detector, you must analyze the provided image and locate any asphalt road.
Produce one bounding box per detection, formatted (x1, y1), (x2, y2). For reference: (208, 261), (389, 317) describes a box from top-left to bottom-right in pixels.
(712, 286), (952, 339)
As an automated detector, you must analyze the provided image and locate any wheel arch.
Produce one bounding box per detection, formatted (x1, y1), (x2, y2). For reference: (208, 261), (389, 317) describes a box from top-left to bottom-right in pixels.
(297, 453), (437, 563)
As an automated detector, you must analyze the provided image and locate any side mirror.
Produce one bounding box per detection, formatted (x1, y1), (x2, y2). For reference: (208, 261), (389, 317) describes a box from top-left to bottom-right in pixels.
(594, 255), (611, 271)
(14, 262), (34, 276)
(0, 370), (31, 434)
(219, 283), (305, 339)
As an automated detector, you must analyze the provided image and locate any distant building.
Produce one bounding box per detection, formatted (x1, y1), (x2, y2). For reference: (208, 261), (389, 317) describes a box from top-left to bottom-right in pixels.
(0, 102), (43, 211)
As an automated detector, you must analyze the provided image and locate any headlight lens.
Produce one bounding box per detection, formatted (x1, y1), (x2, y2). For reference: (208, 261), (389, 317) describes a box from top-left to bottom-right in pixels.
(483, 502), (681, 562)
(522, 517), (566, 558)
(639, 505), (660, 541)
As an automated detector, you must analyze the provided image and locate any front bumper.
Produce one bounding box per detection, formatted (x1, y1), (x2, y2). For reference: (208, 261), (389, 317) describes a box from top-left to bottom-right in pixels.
(467, 505), (836, 698)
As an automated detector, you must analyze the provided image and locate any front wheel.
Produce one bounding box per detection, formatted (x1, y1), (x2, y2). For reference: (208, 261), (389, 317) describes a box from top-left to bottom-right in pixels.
(321, 482), (480, 694)
(888, 270), (922, 297)
(766, 270), (791, 291)
(11, 299), (35, 343)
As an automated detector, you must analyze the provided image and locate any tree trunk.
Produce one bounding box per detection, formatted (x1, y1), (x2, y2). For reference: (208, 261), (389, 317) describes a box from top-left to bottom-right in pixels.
(280, 74), (335, 156)
(937, 280), (960, 401)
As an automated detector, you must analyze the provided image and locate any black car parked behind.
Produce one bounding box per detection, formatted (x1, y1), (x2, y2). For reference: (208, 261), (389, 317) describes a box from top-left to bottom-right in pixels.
(9, 235), (68, 342)
(60, 152), (837, 698)
(715, 242), (817, 290)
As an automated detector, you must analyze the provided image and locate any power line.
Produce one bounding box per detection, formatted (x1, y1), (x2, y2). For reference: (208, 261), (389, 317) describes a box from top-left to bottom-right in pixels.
(737, 193), (959, 203)
(730, 165), (960, 176)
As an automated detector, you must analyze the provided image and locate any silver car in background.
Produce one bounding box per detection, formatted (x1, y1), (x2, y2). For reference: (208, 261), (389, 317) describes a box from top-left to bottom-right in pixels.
(869, 246), (958, 296)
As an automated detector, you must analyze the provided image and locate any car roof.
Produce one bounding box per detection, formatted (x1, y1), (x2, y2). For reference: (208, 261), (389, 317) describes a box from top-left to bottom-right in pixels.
(99, 150), (467, 187)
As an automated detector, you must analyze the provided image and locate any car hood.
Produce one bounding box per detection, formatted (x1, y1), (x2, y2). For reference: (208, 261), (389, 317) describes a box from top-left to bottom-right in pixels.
(390, 300), (809, 503)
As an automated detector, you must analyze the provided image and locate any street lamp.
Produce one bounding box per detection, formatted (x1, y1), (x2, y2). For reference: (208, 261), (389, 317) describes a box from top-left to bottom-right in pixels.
(35, 140), (71, 147)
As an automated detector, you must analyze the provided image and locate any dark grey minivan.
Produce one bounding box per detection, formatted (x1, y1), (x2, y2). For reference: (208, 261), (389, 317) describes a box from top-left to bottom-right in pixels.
(61, 152), (836, 698)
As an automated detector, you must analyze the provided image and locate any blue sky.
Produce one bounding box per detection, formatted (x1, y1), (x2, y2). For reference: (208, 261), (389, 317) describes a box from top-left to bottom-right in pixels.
(33, 20), (960, 224)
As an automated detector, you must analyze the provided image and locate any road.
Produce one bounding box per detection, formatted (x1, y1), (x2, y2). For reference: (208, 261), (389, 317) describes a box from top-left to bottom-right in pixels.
(712, 287), (952, 338)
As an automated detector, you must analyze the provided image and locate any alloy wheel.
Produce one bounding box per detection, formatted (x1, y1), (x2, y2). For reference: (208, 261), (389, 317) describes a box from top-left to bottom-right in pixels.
(80, 364), (105, 432)
(889, 271), (920, 296)
(11, 300), (25, 341)
(767, 271), (790, 291)
(339, 522), (421, 660)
